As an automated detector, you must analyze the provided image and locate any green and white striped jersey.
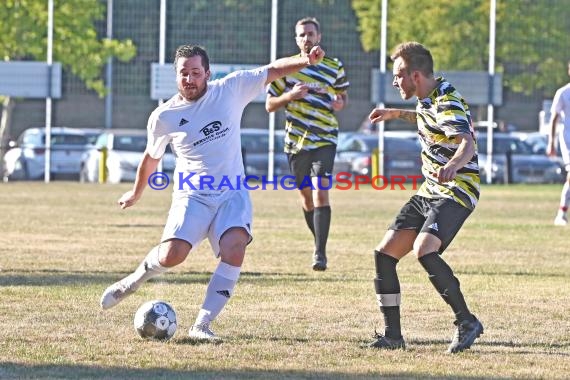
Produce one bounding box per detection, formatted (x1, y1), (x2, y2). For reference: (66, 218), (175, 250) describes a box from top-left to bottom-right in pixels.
(267, 55), (349, 154)
(416, 78), (480, 210)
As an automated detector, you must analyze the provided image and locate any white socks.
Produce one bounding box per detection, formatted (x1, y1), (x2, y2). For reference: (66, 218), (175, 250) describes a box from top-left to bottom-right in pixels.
(124, 245), (169, 289)
(194, 262), (241, 326)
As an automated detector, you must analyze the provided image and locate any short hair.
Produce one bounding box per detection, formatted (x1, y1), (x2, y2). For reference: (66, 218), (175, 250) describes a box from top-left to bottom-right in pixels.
(391, 42), (433, 76)
(296, 17), (320, 34)
(173, 44), (210, 72)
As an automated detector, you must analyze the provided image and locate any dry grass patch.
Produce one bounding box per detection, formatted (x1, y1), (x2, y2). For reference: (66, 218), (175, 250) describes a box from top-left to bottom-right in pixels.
(0, 182), (568, 379)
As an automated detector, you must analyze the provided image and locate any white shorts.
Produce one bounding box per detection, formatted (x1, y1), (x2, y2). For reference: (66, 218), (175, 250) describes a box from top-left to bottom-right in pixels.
(161, 189), (253, 257)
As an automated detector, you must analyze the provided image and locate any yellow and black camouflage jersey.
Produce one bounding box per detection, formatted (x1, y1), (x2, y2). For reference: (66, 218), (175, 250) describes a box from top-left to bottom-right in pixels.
(267, 55), (349, 154)
(416, 78), (480, 210)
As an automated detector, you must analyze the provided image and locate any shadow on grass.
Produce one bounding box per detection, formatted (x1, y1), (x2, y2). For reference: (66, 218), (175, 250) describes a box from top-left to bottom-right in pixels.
(0, 362), (513, 380)
(0, 270), (357, 287)
(409, 338), (570, 356)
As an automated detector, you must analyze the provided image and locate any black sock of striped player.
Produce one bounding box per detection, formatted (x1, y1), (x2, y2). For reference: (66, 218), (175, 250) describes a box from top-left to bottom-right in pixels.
(419, 252), (474, 323)
(314, 206), (331, 256)
(303, 208), (315, 239)
(374, 250), (402, 339)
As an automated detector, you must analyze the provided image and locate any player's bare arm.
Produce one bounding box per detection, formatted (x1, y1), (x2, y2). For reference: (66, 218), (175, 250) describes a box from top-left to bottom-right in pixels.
(436, 133), (476, 183)
(266, 82), (309, 112)
(264, 45), (325, 86)
(368, 108), (416, 124)
(265, 45), (325, 112)
(118, 152), (160, 209)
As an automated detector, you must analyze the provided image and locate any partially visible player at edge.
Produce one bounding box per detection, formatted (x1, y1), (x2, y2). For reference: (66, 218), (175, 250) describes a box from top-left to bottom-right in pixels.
(547, 60), (570, 226)
(364, 41), (483, 353)
(100, 43), (326, 341)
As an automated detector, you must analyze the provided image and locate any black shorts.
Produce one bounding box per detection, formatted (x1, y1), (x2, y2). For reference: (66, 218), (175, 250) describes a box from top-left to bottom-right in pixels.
(389, 195), (472, 253)
(287, 145), (336, 189)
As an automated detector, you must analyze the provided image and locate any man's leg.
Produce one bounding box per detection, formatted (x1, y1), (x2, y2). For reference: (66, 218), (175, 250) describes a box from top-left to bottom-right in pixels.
(190, 227), (249, 341)
(289, 151), (322, 269)
(414, 229), (483, 353)
(299, 186), (316, 239)
(311, 176), (331, 271)
(367, 229), (415, 349)
(554, 173), (570, 226)
(100, 239), (191, 309)
(309, 146), (336, 271)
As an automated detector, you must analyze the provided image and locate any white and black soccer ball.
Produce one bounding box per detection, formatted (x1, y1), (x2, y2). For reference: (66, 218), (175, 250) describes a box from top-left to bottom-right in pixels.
(133, 300), (177, 341)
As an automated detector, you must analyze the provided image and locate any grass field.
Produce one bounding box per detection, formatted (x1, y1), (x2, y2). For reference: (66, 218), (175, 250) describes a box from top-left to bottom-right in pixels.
(1, 182), (569, 379)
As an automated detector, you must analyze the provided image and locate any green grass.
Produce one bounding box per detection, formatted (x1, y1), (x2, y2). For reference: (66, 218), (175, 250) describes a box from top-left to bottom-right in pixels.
(0, 182), (569, 379)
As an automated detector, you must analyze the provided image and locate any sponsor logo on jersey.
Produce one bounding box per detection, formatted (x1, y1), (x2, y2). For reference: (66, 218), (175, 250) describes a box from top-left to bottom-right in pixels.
(200, 121), (222, 136)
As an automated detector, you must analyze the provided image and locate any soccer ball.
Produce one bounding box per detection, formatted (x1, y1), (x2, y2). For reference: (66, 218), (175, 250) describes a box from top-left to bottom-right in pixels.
(133, 300), (177, 341)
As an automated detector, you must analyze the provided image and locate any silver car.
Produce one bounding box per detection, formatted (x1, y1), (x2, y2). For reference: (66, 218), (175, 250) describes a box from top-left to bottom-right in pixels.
(240, 128), (290, 177)
(2, 127), (90, 181)
(335, 133), (423, 179)
(80, 129), (175, 184)
(477, 132), (564, 183)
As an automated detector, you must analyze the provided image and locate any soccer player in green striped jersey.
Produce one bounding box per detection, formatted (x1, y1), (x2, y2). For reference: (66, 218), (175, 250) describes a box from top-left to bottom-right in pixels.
(266, 17), (349, 271)
(364, 42), (483, 353)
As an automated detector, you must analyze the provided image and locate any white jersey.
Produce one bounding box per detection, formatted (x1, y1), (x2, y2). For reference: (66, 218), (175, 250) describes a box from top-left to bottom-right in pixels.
(146, 67), (268, 196)
(552, 83), (570, 140)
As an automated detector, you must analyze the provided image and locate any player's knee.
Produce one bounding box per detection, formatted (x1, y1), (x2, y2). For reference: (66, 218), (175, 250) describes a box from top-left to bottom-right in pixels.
(219, 228), (249, 264)
(160, 240), (191, 267)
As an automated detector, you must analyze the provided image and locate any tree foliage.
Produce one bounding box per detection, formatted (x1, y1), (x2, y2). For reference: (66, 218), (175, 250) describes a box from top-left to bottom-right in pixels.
(351, 0), (570, 96)
(0, 0), (136, 96)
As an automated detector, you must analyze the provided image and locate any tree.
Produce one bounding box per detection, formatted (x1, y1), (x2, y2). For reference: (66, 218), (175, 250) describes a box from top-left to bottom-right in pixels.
(0, 0), (136, 159)
(351, 0), (570, 96)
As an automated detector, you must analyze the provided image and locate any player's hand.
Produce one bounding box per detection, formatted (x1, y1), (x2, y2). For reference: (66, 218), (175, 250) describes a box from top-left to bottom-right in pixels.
(307, 45), (325, 65)
(331, 94), (345, 111)
(368, 108), (398, 123)
(436, 164), (458, 183)
(118, 190), (139, 209)
(288, 82), (309, 100)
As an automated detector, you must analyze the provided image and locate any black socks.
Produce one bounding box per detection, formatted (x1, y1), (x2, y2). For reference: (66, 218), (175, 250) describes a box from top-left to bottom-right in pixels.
(419, 252), (473, 323)
(303, 208), (315, 239)
(314, 206), (331, 256)
(374, 250), (402, 339)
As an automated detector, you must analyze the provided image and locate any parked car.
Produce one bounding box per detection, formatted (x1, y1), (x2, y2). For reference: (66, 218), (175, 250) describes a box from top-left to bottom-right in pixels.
(240, 128), (290, 177)
(476, 132), (564, 183)
(2, 127), (91, 181)
(79, 129), (175, 183)
(335, 133), (422, 179)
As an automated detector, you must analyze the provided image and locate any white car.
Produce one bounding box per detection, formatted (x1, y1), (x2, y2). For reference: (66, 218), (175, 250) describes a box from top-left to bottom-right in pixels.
(80, 129), (175, 183)
(3, 127), (91, 181)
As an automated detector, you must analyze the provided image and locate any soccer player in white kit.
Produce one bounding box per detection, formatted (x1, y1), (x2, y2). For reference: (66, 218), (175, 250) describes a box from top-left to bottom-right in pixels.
(100, 44), (325, 340)
(548, 60), (570, 226)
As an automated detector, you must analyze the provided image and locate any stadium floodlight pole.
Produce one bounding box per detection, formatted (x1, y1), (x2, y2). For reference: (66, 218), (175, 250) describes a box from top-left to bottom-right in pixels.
(485, 0), (496, 185)
(267, 0), (278, 178)
(376, 0), (388, 178)
(105, 0), (113, 129)
(44, 0), (54, 183)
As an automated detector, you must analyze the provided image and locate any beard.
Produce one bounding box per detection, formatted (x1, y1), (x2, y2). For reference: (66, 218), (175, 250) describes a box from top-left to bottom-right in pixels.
(302, 42), (316, 54)
(179, 83), (206, 101)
